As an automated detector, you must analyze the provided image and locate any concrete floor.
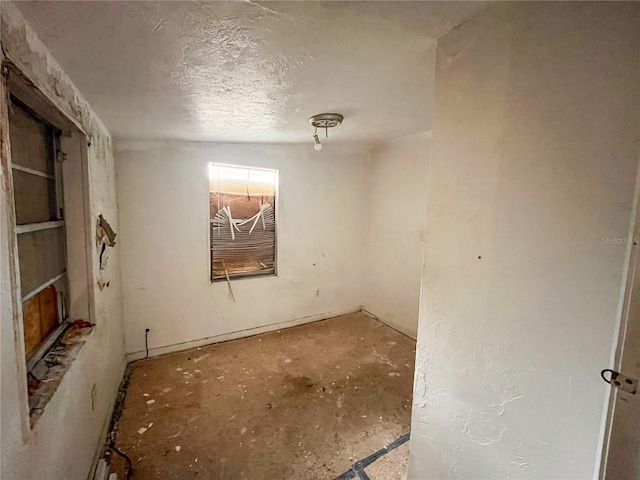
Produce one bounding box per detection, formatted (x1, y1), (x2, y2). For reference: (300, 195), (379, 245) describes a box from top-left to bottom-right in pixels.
(110, 312), (416, 479)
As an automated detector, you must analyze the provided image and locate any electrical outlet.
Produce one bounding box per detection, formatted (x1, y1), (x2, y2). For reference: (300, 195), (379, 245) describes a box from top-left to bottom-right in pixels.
(612, 372), (638, 394)
(316, 289), (320, 297)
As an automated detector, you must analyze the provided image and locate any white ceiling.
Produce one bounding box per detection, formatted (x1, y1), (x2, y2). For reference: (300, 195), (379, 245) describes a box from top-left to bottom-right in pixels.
(16, 1), (486, 145)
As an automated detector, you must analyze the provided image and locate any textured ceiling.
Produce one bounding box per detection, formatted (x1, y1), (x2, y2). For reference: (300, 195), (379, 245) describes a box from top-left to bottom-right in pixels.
(16, 1), (487, 145)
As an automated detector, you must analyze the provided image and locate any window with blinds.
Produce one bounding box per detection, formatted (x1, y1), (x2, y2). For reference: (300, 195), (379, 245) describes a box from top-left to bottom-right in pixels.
(209, 163), (278, 281)
(9, 99), (69, 370)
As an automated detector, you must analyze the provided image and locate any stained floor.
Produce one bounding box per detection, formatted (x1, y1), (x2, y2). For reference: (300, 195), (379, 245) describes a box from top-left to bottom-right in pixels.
(110, 312), (416, 479)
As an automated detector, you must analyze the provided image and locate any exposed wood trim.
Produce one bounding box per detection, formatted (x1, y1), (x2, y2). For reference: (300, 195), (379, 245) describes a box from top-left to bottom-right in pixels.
(0, 54), (32, 442)
(5, 63), (75, 135)
(21, 272), (66, 303)
(15, 220), (64, 235)
(11, 163), (54, 179)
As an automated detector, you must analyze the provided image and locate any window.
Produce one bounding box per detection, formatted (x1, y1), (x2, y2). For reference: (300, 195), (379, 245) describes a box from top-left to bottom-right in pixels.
(9, 98), (69, 371)
(209, 163), (278, 281)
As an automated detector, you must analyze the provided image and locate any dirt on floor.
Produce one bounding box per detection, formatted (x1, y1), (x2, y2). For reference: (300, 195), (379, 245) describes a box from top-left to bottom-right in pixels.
(109, 312), (416, 480)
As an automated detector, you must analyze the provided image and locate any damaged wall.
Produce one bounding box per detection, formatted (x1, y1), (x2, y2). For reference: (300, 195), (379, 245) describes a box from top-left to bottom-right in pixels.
(115, 141), (367, 359)
(0, 4), (126, 479)
(408, 2), (640, 478)
(363, 133), (431, 338)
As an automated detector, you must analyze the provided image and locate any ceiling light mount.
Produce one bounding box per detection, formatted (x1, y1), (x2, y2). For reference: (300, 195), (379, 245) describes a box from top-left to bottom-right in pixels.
(309, 113), (343, 151)
(309, 113), (344, 129)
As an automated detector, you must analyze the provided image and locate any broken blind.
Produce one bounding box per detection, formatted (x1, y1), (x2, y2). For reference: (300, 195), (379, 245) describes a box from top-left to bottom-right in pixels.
(209, 164), (278, 280)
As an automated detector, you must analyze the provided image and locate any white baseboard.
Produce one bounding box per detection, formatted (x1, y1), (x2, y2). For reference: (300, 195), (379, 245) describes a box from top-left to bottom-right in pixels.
(360, 308), (417, 340)
(126, 307), (362, 362)
(93, 460), (108, 480)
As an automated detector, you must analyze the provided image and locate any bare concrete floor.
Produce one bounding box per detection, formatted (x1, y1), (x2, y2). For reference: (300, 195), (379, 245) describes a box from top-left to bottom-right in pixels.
(111, 312), (416, 479)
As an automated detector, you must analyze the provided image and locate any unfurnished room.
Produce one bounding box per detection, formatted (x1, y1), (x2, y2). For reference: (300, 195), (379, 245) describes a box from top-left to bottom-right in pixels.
(1, 2), (639, 479)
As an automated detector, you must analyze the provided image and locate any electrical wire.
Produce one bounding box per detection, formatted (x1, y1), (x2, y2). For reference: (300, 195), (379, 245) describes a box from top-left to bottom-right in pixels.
(144, 328), (150, 360)
(107, 367), (133, 480)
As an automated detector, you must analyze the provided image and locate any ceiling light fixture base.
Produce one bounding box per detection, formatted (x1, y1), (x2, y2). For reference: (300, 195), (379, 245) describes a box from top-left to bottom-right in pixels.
(309, 113), (344, 129)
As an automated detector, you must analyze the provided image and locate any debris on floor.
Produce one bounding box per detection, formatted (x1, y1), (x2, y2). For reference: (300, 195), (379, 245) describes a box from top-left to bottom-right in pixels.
(107, 312), (416, 479)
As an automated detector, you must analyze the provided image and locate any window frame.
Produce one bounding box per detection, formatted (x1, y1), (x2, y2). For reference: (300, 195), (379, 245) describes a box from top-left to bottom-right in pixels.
(9, 97), (70, 372)
(2, 62), (96, 435)
(207, 162), (280, 283)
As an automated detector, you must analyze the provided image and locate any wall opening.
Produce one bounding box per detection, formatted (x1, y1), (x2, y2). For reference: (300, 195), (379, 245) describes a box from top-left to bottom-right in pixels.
(9, 98), (69, 371)
(4, 63), (95, 426)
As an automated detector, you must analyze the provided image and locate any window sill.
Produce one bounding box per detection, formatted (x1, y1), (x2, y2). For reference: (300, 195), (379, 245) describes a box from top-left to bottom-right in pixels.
(27, 320), (94, 427)
(211, 270), (277, 283)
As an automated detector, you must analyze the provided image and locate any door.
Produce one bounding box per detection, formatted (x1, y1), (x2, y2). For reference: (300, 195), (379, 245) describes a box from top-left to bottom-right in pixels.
(603, 200), (640, 479)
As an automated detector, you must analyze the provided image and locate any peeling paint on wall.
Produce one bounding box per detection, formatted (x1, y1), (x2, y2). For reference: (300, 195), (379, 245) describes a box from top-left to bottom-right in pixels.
(97, 214), (117, 273)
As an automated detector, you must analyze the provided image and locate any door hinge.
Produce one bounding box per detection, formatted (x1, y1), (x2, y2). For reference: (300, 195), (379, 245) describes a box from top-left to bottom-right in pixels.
(601, 369), (637, 394)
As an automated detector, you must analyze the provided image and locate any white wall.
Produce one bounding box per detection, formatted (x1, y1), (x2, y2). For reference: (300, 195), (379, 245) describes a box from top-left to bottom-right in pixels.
(363, 134), (431, 337)
(1, 4), (126, 480)
(408, 3), (640, 479)
(116, 141), (368, 358)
